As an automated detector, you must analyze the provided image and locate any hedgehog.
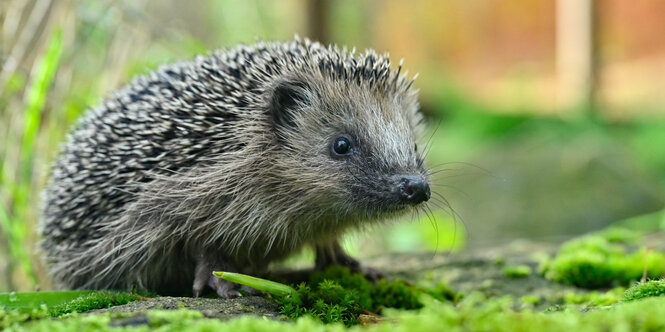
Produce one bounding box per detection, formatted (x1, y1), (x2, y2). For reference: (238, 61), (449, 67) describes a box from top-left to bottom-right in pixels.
(39, 38), (431, 298)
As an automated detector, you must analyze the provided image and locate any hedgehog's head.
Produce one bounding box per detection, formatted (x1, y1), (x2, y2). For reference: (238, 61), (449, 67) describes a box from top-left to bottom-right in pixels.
(266, 63), (429, 224)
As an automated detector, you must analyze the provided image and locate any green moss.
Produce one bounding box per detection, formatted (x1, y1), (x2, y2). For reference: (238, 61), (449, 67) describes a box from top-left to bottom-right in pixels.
(493, 257), (505, 266)
(561, 287), (624, 307)
(10, 294), (665, 332)
(541, 233), (665, 288)
(280, 282), (361, 325)
(502, 265), (532, 278)
(594, 227), (641, 244)
(47, 290), (148, 317)
(0, 290), (146, 329)
(278, 266), (438, 326)
(0, 306), (48, 330)
(421, 280), (461, 303)
(147, 309), (204, 328)
(623, 279), (665, 302)
(519, 295), (541, 307)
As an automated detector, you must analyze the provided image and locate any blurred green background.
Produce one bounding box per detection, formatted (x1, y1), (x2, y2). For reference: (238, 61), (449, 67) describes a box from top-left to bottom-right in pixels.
(1, 0), (664, 292)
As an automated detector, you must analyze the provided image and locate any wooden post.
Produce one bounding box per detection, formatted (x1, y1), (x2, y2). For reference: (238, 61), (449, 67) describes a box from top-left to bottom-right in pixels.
(305, 0), (330, 44)
(556, 0), (599, 114)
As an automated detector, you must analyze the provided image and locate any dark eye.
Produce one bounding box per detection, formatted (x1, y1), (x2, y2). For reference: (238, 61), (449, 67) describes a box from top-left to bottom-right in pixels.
(414, 144), (418, 152)
(332, 136), (353, 156)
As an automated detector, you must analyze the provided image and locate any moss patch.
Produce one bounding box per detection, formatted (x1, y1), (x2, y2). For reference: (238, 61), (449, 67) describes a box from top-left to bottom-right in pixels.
(541, 228), (665, 288)
(47, 290), (148, 316)
(278, 266), (444, 326)
(502, 265), (532, 278)
(8, 295), (665, 331)
(518, 294), (541, 307)
(560, 287), (625, 307)
(0, 307), (48, 330)
(623, 279), (665, 302)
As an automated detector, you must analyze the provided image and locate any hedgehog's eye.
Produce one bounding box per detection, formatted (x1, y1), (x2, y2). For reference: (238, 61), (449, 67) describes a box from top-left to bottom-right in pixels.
(332, 136), (353, 156)
(414, 143), (418, 152)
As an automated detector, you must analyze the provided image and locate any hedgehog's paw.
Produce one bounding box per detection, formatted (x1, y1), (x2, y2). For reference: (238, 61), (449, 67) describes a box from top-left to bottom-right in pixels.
(193, 254), (243, 299)
(193, 271), (242, 299)
(240, 285), (265, 296)
(355, 264), (385, 283)
(315, 241), (386, 283)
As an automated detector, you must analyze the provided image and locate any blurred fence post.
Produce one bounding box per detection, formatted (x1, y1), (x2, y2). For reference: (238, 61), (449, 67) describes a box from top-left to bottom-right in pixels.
(305, 0), (330, 44)
(556, 0), (599, 115)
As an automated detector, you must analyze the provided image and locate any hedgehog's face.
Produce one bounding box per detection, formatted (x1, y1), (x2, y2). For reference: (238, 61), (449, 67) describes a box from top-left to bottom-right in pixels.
(268, 74), (430, 221)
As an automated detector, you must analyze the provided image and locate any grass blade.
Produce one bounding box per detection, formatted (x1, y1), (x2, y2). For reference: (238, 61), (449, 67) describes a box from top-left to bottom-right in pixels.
(213, 271), (300, 303)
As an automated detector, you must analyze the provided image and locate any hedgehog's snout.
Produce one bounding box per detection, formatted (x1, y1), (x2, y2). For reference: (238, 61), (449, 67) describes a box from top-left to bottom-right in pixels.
(395, 175), (430, 205)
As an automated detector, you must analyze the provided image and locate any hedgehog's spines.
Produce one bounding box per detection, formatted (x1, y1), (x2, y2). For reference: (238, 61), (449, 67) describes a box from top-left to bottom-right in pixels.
(39, 38), (423, 293)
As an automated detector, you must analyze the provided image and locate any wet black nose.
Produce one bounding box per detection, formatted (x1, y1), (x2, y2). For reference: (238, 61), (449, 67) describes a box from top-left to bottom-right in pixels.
(398, 176), (430, 205)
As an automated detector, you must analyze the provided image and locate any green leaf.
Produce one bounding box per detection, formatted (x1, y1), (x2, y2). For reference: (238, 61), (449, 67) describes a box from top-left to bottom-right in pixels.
(0, 291), (93, 309)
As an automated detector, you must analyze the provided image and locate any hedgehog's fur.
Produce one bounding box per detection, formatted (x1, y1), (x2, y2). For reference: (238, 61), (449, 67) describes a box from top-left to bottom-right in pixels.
(40, 38), (429, 297)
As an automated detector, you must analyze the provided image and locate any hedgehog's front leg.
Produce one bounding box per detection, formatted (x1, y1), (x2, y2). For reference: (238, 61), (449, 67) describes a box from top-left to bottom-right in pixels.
(314, 241), (385, 282)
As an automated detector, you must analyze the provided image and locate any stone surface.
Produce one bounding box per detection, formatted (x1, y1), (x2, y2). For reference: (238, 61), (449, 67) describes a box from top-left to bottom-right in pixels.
(95, 295), (282, 324)
(371, 240), (578, 305)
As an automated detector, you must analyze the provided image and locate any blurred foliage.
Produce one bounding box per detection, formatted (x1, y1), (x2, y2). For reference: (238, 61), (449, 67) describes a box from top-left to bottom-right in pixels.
(502, 265), (532, 279)
(541, 225), (665, 289)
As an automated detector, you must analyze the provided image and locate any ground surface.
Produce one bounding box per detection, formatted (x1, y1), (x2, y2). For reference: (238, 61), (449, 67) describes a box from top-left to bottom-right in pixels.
(371, 240), (568, 306)
(97, 238), (617, 321)
(95, 296), (282, 326)
(4, 226), (665, 331)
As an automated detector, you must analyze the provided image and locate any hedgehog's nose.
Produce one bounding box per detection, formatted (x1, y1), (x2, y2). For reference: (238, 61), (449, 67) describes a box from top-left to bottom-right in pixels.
(398, 176), (430, 205)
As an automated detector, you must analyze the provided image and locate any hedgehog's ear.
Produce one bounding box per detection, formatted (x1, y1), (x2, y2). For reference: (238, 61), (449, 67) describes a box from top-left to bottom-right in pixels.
(270, 79), (312, 130)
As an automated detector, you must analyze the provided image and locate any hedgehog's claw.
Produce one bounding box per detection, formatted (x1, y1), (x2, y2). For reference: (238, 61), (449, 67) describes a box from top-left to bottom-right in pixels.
(315, 240), (386, 283)
(193, 253), (244, 299)
(193, 272), (242, 299)
(210, 279), (243, 299)
(356, 264), (385, 283)
(240, 285), (265, 296)
(192, 270), (260, 298)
